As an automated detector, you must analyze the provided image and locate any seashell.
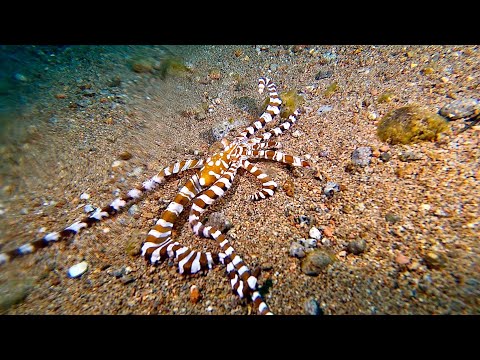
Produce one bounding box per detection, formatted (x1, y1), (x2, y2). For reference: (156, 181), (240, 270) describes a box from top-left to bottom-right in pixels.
(68, 261), (88, 278)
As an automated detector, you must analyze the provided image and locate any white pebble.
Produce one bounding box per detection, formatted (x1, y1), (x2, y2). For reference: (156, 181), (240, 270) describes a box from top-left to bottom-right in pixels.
(309, 226), (322, 240)
(80, 192), (90, 200)
(67, 261), (88, 278)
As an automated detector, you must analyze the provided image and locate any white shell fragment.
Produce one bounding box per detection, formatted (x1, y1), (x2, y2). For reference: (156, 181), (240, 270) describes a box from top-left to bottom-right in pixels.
(309, 226), (322, 240)
(67, 261), (88, 278)
(80, 192), (90, 200)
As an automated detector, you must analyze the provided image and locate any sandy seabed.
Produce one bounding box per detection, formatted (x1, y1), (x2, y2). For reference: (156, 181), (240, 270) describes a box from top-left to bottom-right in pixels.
(0, 45), (478, 315)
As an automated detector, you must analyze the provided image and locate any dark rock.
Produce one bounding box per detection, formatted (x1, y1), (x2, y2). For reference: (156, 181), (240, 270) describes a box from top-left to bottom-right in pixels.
(301, 250), (333, 276)
(315, 69), (333, 80)
(347, 239), (367, 255)
(0, 279), (33, 313)
(439, 98), (479, 120)
(380, 152), (391, 162)
(398, 150), (423, 162)
(385, 212), (401, 224)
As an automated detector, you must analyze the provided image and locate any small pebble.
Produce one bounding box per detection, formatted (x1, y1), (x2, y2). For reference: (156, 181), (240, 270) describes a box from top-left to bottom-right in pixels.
(395, 253), (410, 265)
(128, 204), (140, 216)
(304, 298), (323, 315)
(299, 238), (317, 248)
(317, 105), (333, 114)
(289, 242), (306, 258)
(295, 215), (311, 226)
(323, 181), (340, 197)
(309, 226), (322, 240)
(322, 226), (333, 238)
(398, 150), (423, 162)
(380, 152), (392, 162)
(190, 285), (202, 304)
(119, 151), (133, 160)
(346, 239), (367, 255)
(423, 251), (447, 269)
(80, 193), (90, 200)
(351, 147), (372, 166)
(67, 261), (88, 278)
(292, 130), (302, 138)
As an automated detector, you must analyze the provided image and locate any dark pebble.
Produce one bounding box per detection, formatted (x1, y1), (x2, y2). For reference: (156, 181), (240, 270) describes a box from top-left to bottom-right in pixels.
(315, 69), (333, 80)
(346, 239), (367, 255)
(439, 98), (479, 120)
(398, 150), (423, 162)
(380, 152), (391, 162)
(295, 215), (311, 226)
(121, 276), (135, 285)
(385, 212), (401, 224)
(301, 250), (333, 276)
(0, 279), (33, 313)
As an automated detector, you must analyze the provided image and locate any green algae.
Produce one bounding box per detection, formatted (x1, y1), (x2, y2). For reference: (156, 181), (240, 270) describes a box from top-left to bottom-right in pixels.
(323, 81), (339, 97)
(377, 91), (395, 103)
(261, 89), (304, 118)
(157, 56), (192, 79)
(377, 105), (450, 145)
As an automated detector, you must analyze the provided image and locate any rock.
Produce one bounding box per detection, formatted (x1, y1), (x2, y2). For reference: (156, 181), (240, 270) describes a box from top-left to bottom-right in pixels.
(289, 242), (306, 258)
(0, 279), (33, 313)
(398, 150), (423, 162)
(423, 251), (447, 269)
(395, 253), (410, 265)
(304, 298), (322, 315)
(205, 212), (233, 233)
(323, 181), (340, 197)
(131, 58), (153, 73)
(119, 151), (133, 160)
(295, 215), (311, 226)
(67, 261), (88, 278)
(283, 179), (295, 197)
(190, 285), (202, 304)
(121, 276), (135, 285)
(377, 105), (450, 144)
(439, 98), (479, 120)
(299, 238), (317, 248)
(346, 239), (367, 255)
(385, 212), (401, 224)
(309, 226), (322, 240)
(317, 105), (333, 115)
(351, 147), (372, 166)
(76, 99), (92, 108)
(322, 226), (333, 238)
(300, 250), (333, 276)
(380, 152), (392, 162)
(125, 240), (141, 257)
(80, 192), (90, 200)
(128, 204), (140, 216)
(315, 69), (333, 80)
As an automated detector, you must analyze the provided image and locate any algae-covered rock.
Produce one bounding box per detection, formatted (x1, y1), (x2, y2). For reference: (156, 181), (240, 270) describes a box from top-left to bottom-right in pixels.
(0, 278), (33, 313)
(377, 105), (450, 145)
(261, 89), (305, 118)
